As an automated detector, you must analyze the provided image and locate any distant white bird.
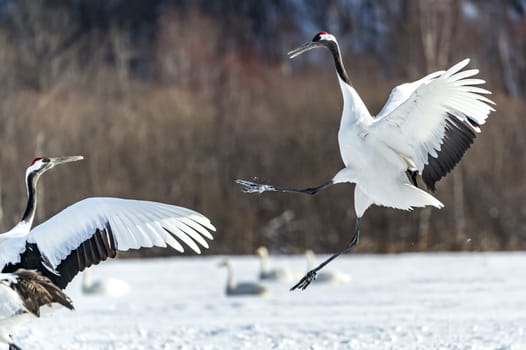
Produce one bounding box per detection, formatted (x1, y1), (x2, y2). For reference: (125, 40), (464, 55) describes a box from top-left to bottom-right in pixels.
(81, 269), (129, 296)
(0, 156), (215, 349)
(255, 246), (297, 282)
(219, 259), (269, 296)
(305, 250), (351, 285)
(237, 31), (494, 290)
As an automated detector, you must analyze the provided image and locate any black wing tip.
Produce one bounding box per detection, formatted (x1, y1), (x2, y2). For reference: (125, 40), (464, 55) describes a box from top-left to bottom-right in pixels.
(422, 116), (478, 191)
(406, 170), (419, 187)
(53, 224), (117, 289)
(2, 225), (118, 290)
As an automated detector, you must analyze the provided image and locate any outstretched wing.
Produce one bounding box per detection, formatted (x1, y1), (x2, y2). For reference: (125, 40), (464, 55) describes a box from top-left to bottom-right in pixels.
(368, 59), (494, 190)
(23, 197), (215, 289)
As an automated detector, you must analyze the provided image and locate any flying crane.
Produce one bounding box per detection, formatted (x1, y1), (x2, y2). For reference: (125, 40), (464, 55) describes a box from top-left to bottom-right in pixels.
(237, 32), (494, 291)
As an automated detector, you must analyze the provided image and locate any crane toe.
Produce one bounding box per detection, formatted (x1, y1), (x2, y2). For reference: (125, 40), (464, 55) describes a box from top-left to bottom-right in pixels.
(235, 179), (273, 193)
(290, 270), (317, 291)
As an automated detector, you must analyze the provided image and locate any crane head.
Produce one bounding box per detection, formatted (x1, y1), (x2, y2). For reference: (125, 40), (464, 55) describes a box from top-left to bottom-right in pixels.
(27, 155), (84, 177)
(288, 31), (338, 59)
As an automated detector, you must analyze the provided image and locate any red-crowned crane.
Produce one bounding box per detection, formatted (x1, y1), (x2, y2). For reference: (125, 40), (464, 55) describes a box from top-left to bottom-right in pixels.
(236, 32), (494, 291)
(0, 156), (215, 349)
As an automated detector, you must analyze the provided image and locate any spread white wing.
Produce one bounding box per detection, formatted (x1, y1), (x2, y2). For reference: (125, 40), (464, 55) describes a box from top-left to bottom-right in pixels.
(24, 197), (215, 288)
(368, 59), (494, 190)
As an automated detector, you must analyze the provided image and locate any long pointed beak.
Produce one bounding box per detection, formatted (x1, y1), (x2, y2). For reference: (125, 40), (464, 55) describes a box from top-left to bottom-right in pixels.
(49, 155), (84, 166)
(288, 41), (321, 59)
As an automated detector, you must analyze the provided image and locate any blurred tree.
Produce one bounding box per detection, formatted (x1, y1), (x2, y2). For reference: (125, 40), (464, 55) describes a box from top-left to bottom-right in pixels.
(0, 0), (523, 254)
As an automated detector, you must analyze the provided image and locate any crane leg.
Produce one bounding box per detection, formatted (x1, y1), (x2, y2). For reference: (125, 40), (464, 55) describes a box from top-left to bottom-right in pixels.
(291, 217), (362, 291)
(235, 179), (334, 195)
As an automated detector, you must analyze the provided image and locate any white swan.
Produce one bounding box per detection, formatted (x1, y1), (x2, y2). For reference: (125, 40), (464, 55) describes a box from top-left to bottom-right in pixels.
(255, 246), (298, 282)
(81, 269), (129, 296)
(219, 259), (269, 296)
(305, 250), (351, 284)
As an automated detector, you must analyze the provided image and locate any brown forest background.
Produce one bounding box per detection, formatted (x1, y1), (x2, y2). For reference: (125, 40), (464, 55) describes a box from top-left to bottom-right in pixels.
(0, 0), (525, 256)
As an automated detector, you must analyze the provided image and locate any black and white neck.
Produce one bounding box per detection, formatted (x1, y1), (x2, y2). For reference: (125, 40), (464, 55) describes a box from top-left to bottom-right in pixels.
(322, 36), (351, 86)
(288, 31), (352, 86)
(17, 156), (83, 228)
(20, 159), (46, 226)
(287, 32), (370, 124)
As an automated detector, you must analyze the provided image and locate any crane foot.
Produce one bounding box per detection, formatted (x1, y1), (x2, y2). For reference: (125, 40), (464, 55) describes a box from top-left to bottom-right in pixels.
(235, 179), (275, 193)
(290, 270), (317, 291)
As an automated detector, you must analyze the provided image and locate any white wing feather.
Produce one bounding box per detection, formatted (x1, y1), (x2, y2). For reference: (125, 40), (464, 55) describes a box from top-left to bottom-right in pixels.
(376, 70), (444, 119)
(369, 59), (494, 172)
(27, 197), (215, 269)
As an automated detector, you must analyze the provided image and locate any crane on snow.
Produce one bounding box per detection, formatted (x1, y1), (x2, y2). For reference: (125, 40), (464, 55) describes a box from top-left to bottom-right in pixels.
(0, 156), (215, 349)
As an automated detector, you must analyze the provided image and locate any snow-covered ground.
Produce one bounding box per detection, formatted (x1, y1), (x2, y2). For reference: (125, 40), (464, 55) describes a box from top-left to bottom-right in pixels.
(14, 252), (526, 349)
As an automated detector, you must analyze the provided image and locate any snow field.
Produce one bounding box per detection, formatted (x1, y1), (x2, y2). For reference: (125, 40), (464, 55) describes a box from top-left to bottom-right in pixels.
(14, 252), (526, 350)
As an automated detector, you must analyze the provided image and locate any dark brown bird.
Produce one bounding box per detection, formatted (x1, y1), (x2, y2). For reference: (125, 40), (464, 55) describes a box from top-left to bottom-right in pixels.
(0, 269), (74, 350)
